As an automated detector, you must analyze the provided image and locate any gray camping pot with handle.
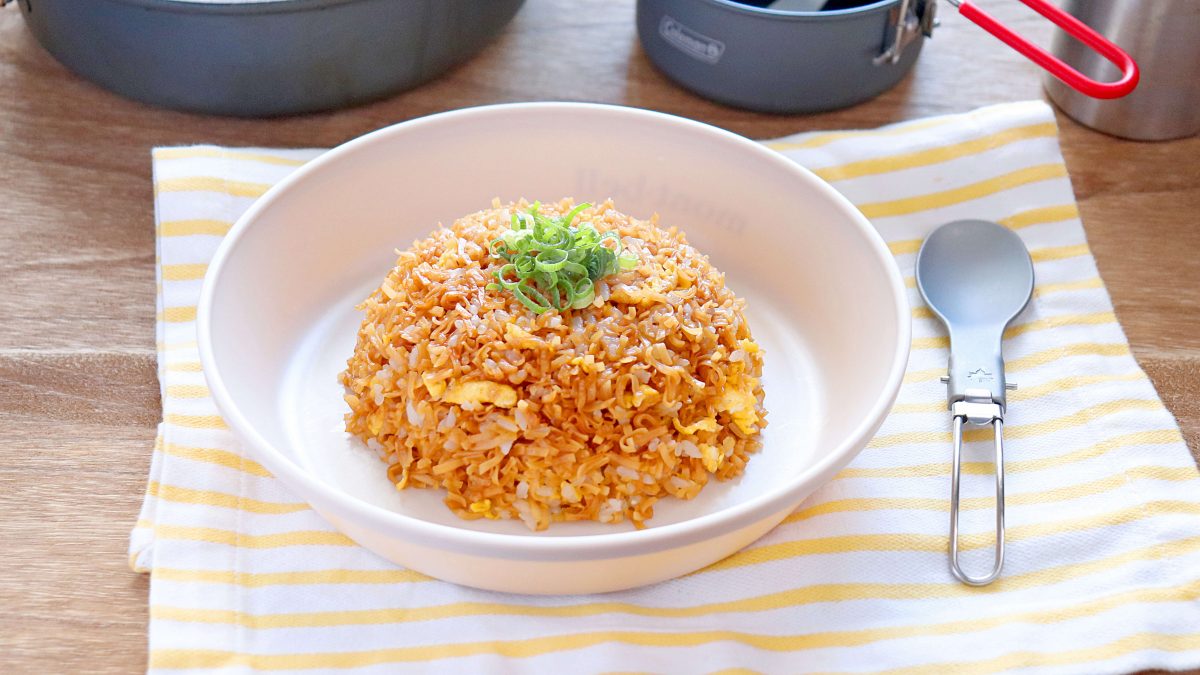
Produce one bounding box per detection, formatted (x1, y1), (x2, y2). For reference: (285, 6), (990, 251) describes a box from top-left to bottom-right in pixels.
(637, 0), (936, 114)
(636, 0), (1140, 114)
(5, 0), (525, 117)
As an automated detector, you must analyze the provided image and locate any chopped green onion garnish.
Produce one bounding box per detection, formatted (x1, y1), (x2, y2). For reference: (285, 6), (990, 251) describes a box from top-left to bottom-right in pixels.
(487, 202), (639, 314)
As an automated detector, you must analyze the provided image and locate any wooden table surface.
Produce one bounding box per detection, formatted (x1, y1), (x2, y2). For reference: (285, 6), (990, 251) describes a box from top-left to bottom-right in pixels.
(2, 1), (1197, 671)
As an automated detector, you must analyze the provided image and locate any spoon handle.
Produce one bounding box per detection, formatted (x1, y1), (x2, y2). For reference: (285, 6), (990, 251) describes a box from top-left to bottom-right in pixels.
(942, 326), (1012, 587)
(950, 413), (1005, 586)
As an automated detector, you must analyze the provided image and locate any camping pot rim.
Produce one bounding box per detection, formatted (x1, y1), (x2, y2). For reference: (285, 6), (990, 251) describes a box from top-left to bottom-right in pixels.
(684, 0), (900, 21)
(61, 0), (367, 16)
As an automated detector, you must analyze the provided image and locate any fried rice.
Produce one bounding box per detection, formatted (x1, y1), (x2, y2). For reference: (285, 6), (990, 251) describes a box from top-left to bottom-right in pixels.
(340, 198), (766, 530)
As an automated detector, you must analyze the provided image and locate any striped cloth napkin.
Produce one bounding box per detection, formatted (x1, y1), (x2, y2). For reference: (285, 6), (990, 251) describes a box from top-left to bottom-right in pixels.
(132, 100), (1200, 674)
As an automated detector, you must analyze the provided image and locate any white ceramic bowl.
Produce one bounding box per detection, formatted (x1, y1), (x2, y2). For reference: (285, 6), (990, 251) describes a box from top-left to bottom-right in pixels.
(198, 103), (910, 595)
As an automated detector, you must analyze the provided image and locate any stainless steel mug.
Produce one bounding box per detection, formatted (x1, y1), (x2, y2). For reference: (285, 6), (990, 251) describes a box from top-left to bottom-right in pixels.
(1045, 0), (1200, 140)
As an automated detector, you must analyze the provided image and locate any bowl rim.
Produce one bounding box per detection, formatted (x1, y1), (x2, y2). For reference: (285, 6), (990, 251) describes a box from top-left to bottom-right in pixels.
(197, 101), (911, 561)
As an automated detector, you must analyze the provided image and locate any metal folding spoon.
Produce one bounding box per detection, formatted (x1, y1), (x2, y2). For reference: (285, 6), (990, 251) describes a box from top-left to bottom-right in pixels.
(915, 219), (1035, 586)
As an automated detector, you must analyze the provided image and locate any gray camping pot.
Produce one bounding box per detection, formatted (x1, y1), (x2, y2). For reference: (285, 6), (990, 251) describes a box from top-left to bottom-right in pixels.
(637, 0), (936, 114)
(636, 0), (1140, 114)
(8, 0), (525, 117)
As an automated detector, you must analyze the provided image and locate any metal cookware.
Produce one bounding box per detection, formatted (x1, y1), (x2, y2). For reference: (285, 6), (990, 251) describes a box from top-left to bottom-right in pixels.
(916, 219), (1034, 587)
(637, 0), (1139, 114)
(5, 0), (525, 117)
(1045, 0), (1200, 141)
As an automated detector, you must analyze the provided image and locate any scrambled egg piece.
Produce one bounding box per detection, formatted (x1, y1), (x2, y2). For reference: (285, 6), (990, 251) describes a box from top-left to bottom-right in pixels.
(673, 417), (719, 435)
(443, 381), (518, 408)
(700, 444), (723, 473)
(422, 372), (447, 399)
(468, 499), (499, 519)
(738, 338), (760, 354)
(716, 377), (760, 435)
(569, 354), (605, 374)
(505, 323), (533, 341)
(610, 276), (667, 306)
(610, 284), (646, 306)
(367, 410), (384, 436)
(620, 385), (660, 409)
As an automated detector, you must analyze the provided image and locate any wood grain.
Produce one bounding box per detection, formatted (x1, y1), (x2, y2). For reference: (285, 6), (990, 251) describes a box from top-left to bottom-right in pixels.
(1, 0), (1197, 672)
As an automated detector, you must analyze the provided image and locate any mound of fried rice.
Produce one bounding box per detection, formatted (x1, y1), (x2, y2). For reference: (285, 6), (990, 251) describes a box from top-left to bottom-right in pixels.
(341, 198), (766, 530)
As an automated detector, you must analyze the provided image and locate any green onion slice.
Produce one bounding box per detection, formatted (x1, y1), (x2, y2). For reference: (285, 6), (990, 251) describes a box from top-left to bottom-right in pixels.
(535, 248), (569, 272)
(487, 202), (640, 314)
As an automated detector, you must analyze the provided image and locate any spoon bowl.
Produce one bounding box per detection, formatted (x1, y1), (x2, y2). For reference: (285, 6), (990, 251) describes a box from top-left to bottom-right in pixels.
(916, 219), (1034, 407)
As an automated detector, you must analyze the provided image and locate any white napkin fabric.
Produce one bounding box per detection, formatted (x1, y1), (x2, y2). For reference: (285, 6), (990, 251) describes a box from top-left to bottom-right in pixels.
(132, 101), (1200, 674)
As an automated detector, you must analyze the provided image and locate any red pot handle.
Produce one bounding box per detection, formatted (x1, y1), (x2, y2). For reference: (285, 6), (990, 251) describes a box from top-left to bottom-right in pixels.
(950, 0), (1139, 99)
